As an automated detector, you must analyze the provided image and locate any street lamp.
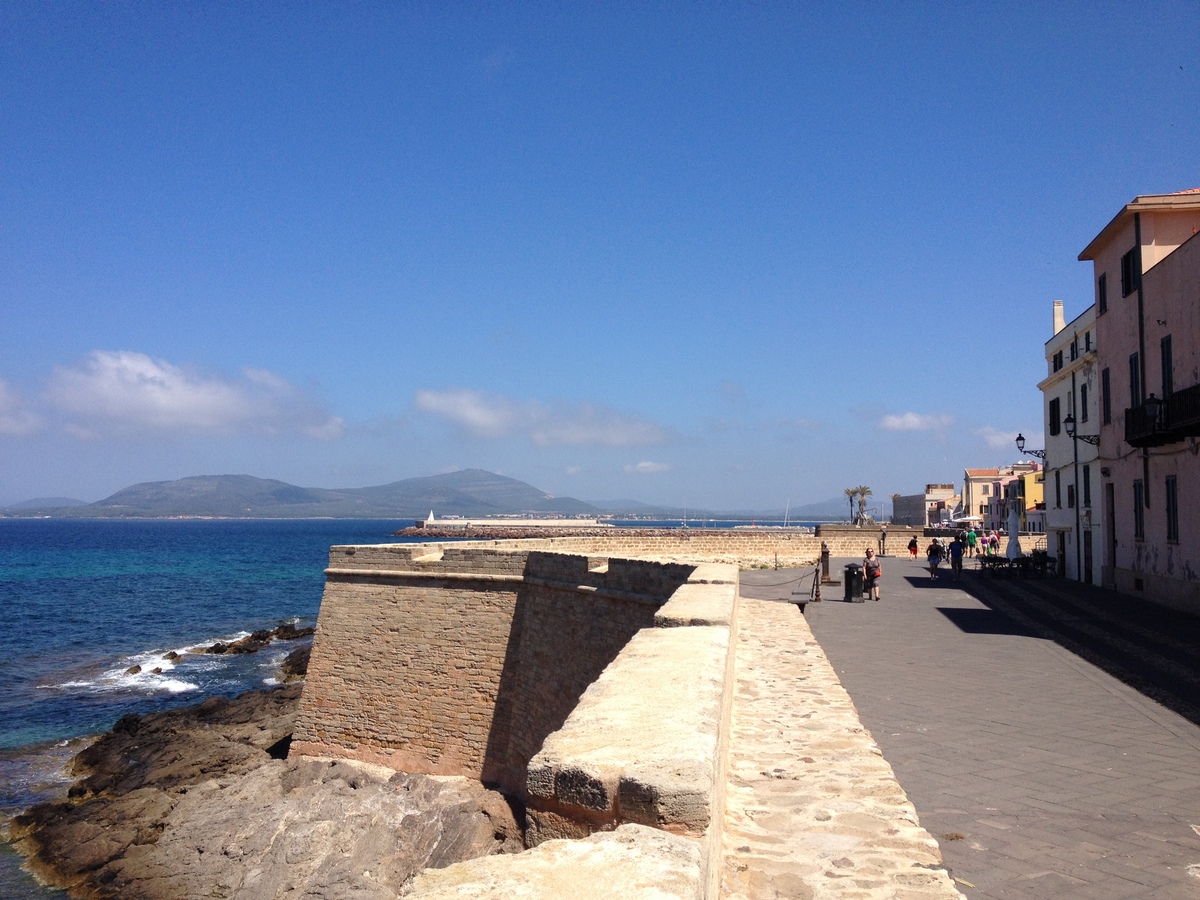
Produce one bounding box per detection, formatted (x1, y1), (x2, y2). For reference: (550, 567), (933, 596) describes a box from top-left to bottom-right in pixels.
(1063, 413), (1100, 446)
(1015, 433), (1046, 459)
(1144, 393), (1164, 432)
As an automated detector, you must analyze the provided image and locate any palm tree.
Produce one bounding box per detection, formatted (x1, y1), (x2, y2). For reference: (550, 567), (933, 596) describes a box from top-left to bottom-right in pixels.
(844, 487), (858, 523)
(856, 485), (873, 523)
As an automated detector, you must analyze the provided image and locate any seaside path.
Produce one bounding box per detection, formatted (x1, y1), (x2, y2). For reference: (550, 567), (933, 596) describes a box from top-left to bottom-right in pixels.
(741, 556), (1200, 898)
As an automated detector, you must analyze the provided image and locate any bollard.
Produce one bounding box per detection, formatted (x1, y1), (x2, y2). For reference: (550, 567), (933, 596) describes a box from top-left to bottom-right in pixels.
(820, 542), (830, 581)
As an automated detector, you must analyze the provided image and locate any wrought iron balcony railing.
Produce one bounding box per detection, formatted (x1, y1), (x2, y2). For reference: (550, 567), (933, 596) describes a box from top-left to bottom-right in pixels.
(1125, 382), (1200, 446)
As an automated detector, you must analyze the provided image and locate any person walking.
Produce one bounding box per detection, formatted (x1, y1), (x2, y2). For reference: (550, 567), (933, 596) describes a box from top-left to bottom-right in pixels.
(863, 548), (882, 601)
(908, 536), (919, 559)
(948, 534), (965, 580)
(926, 539), (943, 580)
(966, 528), (977, 558)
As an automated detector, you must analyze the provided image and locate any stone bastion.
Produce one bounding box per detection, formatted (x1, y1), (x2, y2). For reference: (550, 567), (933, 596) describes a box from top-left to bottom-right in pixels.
(292, 534), (964, 898)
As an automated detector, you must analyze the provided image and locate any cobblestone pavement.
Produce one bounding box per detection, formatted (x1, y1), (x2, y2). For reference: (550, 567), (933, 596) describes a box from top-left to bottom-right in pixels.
(739, 559), (1200, 899)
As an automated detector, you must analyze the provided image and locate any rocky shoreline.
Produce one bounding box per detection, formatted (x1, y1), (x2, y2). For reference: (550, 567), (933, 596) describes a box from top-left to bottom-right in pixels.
(6, 651), (521, 899)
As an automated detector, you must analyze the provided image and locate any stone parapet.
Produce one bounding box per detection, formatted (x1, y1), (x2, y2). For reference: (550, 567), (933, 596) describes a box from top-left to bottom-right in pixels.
(524, 623), (732, 844)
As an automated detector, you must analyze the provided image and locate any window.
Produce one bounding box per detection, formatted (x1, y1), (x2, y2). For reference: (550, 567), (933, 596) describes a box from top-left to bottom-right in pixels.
(1129, 353), (1142, 406)
(1049, 397), (1061, 435)
(1098, 273), (1107, 313)
(1082, 465), (1091, 507)
(982, 485), (990, 496)
(1166, 476), (1179, 543)
(1085, 330), (1092, 352)
(1070, 338), (1079, 361)
(1133, 480), (1144, 540)
(1067, 484), (1075, 509)
(1121, 247), (1139, 297)
(1052, 350), (1064, 372)
(1162, 334), (1173, 398)
(1055, 471), (1062, 508)
(1081, 384), (1089, 423)
(1102, 368), (1112, 424)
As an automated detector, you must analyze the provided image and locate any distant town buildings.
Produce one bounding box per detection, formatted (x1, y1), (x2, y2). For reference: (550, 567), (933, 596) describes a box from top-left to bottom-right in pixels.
(891, 484), (959, 528)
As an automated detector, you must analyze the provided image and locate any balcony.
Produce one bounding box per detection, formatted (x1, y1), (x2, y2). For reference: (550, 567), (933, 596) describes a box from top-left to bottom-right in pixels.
(1167, 382), (1200, 437)
(1125, 382), (1200, 446)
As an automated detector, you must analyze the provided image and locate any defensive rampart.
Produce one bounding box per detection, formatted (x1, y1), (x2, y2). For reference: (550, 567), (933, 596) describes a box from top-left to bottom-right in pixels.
(292, 545), (698, 797)
(295, 537), (963, 899)
(391, 525), (1016, 569)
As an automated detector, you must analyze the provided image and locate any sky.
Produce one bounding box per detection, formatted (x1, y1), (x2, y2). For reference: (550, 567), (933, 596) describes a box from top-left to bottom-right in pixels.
(2, 2), (1198, 511)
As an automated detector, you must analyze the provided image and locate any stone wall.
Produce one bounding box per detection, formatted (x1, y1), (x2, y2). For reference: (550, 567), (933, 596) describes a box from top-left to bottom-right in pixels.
(291, 547), (694, 797)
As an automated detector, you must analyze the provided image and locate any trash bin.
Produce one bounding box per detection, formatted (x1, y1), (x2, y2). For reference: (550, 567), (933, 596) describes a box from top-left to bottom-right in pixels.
(844, 563), (864, 602)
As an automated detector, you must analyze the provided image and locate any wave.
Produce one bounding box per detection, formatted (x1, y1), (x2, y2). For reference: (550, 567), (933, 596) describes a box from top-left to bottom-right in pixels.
(40, 620), (313, 698)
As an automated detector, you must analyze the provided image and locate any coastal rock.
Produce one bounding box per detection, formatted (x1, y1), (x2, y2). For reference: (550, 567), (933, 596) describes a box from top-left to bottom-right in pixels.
(204, 622), (315, 655)
(273, 622), (315, 641)
(279, 644), (310, 682)
(11, 685), (520, 899)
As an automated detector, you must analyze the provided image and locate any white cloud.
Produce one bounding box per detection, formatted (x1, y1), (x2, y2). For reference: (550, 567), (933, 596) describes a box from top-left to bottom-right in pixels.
(0, 379), (43, 436)
(975, 426), (1019, 449)
(625, 461), (670, 474)
(45, 351), (343, 440)
(879, 412), (955, 432)
(564, 465), (582, 476)
(415, 387), (667, 447)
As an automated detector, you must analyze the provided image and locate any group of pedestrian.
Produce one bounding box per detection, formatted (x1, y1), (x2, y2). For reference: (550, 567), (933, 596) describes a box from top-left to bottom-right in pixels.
(872, 527), (1005, 596)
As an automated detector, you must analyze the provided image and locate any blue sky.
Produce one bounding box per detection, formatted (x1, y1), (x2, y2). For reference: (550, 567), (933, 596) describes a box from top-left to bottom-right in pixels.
(2, 2), (1198, 510)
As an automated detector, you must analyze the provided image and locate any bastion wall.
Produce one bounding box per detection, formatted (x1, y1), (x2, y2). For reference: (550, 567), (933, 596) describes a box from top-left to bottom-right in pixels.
(291, 544), (695, 797)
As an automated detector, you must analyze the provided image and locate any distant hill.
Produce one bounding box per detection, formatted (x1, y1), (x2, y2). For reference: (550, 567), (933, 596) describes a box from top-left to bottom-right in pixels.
(3, 497), (88, 509)
(10, 470), (600, 519)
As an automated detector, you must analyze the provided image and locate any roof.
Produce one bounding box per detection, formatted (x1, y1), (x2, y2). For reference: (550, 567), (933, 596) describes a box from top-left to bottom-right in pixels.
(1079, 189), (1200, 261)
(965, 468), (1000, 477)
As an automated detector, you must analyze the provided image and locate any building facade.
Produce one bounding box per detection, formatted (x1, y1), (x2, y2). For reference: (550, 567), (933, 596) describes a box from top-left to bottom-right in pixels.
(1038, 301), (1101, 584)
(1079, 189), (1200, 613)
(891, 484), (959, 527)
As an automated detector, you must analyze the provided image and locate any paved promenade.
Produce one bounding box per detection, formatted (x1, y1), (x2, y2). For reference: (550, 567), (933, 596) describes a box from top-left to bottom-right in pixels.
(742, 556), (1200, 898)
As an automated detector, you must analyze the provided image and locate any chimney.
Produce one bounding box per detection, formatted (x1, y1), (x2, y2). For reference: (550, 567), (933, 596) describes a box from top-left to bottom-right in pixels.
(1052, 300), (1065, 335)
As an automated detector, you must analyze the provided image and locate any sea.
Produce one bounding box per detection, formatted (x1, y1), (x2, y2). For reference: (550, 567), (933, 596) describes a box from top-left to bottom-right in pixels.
(0, 517), (426, 898)
(0, 516), (815, 896)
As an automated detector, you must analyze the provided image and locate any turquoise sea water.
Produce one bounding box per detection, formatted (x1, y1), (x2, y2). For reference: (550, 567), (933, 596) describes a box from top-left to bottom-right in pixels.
(0, 518), (422, 898)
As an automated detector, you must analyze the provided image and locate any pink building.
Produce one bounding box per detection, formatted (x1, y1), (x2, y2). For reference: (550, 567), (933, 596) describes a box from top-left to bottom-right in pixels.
(1079, 189), (1200, 614)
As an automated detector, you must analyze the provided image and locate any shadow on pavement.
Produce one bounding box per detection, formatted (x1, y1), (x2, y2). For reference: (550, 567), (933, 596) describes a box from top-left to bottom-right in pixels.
(960, 572), (1200, 727)
(901, 575), (958, 588)
(935, 606), (1040, 636)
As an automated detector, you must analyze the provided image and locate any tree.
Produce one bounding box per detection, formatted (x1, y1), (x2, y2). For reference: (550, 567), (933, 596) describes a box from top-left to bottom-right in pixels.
(856, 485), (873, 524)
(844, 487), (858, 523)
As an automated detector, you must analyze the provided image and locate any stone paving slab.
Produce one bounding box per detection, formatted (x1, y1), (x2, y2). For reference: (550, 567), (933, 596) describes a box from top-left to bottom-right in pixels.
(750, 557), (1200, 899)
(718, 597), (964, 899)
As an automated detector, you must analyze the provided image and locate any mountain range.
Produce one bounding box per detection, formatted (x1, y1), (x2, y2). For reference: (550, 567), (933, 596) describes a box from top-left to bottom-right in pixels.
(1, 470), (852, 520)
